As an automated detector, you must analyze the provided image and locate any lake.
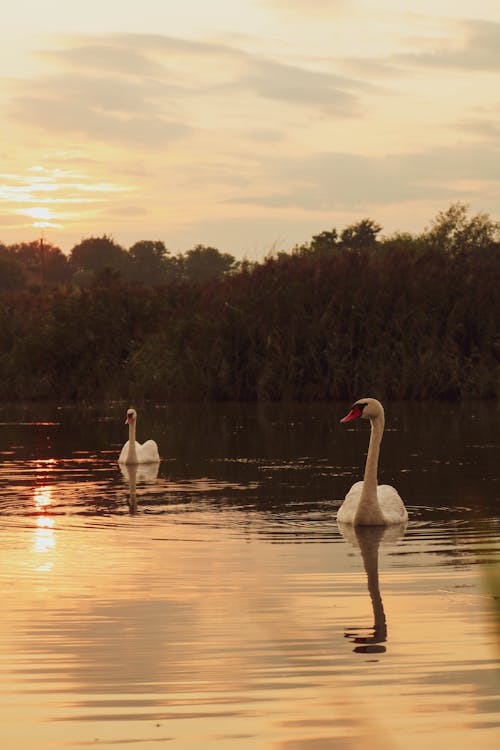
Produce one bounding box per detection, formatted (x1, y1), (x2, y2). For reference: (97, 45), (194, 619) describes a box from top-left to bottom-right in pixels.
(0, 400), (498, 750)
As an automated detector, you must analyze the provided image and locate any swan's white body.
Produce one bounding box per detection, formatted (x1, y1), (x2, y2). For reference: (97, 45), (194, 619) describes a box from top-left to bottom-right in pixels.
(337, 398), (408, 526)
(118, 408), (160, 465)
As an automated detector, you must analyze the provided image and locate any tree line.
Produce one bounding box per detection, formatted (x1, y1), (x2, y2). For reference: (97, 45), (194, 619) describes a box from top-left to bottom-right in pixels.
(0, 203), (499, 402)
(0, 236), (238, 292)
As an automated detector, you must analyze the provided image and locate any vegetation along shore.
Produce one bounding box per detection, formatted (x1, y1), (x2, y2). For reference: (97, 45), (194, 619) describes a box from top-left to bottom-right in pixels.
(1, 203), (499, 402)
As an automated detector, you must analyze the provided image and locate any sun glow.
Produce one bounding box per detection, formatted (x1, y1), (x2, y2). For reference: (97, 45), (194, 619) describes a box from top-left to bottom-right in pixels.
(19, 206), (52, 220)
(3, 164), (134, 236)
(16, 205), (62, 228)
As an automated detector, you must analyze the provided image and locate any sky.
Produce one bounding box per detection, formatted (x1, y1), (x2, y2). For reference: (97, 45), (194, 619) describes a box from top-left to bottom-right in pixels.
(1, 0), (499, 259)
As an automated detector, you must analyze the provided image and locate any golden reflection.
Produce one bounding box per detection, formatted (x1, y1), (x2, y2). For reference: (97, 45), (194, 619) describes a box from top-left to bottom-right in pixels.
(34, 483), (52, 513)
(338, 522), (406, 654)
(34, 516), (55, 554)
(32, 482), (56, 570)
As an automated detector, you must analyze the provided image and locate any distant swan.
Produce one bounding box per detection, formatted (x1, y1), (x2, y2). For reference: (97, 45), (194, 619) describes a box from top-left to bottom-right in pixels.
(118, 408), (160, 465)
(337, 398), (408, 526)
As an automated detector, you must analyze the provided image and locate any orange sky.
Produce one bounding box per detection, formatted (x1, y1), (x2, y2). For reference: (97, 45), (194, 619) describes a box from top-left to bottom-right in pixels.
(1, 0), (499, 258)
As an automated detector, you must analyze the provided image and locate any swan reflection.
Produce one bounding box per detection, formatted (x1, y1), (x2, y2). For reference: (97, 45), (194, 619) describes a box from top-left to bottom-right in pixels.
(338, 522), (406, 654)
(119, 462), (160, 512)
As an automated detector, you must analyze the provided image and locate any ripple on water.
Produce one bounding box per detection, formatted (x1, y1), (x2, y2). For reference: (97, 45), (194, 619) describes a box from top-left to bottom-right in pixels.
(0, 406), (496, 750)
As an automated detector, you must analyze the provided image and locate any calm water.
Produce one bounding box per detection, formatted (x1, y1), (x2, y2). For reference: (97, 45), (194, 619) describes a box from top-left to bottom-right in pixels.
(0, 401), (498, 750)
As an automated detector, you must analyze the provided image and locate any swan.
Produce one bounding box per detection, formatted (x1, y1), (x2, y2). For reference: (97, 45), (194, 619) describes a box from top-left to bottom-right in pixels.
(118, 408), (160, 465)
(337, 398), (408, 526)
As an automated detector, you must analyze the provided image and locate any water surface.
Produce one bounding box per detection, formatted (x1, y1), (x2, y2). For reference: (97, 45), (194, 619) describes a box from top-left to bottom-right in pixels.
(0, 401), (498, 749)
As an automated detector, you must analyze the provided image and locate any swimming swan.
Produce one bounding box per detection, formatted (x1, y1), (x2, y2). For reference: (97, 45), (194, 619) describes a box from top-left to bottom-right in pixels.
(337, 398), (408, 526)
(118, 408), (160, 465)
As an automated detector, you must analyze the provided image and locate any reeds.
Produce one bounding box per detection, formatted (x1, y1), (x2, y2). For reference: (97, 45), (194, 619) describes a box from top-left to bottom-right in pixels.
(0, 237), (498, 402)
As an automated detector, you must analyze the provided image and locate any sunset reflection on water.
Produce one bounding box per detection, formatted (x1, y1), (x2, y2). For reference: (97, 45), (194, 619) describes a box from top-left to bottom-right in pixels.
(0, 402), (498, 750)
(33, 471), (56, 570)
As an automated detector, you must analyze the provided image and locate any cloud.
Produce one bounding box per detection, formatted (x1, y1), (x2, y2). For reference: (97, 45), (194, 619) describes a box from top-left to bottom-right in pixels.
(263, 0), (349, 16)
(106, 204), (148, 217)
(0, 166), (134, 237)
(6, 33), (368, 150)
(9, 64), (191, 148)
(397, 20), (500, 72)
(458, 116), (500, 139)
(113, 32), (237, 58)
(115, 32), (370, 115)
(340, 19), (500, 80)
(233, 57), (364, 116)
(0, 213), (29, 228)
(40, 43), (166, 77)
(242, 128), (284, 142)
(226, 143), (500, 211)
(11, 91), (189, 148)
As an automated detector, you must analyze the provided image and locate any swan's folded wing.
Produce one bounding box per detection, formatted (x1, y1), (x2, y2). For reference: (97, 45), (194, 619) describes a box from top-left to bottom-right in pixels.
(137, 439), (160, 463)
(377, 485), (408, 524)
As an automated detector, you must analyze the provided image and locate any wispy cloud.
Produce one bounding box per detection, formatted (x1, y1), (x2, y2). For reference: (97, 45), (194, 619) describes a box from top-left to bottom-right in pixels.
(458, 115), (500, 139)
(397, 19), (500, 72)
(232, 57), (365, 115)
(263, 0), (349, 15)
(0, 165), (132, 232)
(341, 18), (500, 79)
(7, 32), (368, 150)
(11, 88), (190, 148)
(40, 42), (167, 76)
(226, 142), (500, 210)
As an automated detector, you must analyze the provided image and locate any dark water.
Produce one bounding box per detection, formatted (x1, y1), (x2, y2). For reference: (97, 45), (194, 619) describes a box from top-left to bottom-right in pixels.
(0, 401), (498, 750)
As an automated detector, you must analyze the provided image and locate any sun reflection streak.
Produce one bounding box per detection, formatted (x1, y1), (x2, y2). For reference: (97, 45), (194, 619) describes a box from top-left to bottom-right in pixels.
(33, 482), (56, 570)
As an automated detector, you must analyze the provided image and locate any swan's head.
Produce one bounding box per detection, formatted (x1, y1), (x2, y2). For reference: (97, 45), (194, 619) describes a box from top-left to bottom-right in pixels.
(125, 408), (137, 425)
(341, 397), (384, 423)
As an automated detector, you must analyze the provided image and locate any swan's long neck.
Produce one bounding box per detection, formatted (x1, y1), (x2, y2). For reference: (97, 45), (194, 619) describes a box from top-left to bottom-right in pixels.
(127, 419), (138, 464)
(355, 412), (385, 524)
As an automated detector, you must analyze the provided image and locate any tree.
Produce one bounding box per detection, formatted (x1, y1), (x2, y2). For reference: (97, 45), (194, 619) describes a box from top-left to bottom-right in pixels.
(127, 240), (175, 285)
(309, 229), (339, 254)
(10, 239), (70, 286)
(180, 245), (237, 283)
(424, 203), (500, 254)
(340, 218), (382, 249)
(0, 246), (26, 291)
(41, 243), (71, 284)
(69, 235), (128, 276)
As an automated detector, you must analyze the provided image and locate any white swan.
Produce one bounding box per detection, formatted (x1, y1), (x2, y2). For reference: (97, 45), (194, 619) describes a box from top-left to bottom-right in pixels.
(337, 398), (408, 526)
(118, 408), (160, 465)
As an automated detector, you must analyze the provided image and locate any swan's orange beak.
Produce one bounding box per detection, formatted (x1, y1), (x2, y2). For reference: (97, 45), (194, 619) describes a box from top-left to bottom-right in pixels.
(340, 405), (362, 423)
